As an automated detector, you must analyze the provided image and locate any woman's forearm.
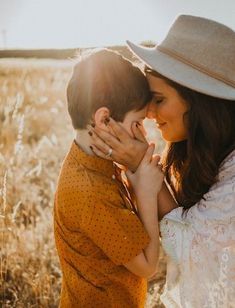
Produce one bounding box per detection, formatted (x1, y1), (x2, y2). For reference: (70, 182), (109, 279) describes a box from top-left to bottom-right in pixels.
(158, 181), (178, 220)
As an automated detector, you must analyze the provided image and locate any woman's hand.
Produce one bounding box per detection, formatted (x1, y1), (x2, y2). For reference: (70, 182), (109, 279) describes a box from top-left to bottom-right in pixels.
(126, 144), (164, 200)
(89, 118), (149, 172)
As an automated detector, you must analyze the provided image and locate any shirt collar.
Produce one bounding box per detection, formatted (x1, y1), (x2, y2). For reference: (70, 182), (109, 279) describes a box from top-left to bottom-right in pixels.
(69, 140), (115, 178)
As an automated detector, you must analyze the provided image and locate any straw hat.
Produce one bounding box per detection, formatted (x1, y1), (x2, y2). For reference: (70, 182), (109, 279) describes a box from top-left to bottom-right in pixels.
(127, 15), (235, 100)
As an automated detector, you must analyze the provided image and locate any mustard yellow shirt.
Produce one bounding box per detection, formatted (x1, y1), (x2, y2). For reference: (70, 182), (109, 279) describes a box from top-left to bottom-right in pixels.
(54, 141), (150, 307)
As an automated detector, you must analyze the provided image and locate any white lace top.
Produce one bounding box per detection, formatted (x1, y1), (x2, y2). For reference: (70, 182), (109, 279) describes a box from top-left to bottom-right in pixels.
(160, 150), (235, 308)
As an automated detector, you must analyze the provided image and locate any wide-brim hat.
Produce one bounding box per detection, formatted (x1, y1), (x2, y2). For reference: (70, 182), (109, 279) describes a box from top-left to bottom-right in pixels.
(127, 15), (235, 100)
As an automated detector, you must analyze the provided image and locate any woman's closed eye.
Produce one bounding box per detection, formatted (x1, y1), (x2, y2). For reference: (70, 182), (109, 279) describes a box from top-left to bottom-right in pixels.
(153, 96), (164, 104)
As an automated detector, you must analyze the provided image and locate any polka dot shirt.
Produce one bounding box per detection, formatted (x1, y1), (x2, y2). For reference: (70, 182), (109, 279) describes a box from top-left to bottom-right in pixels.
(54, 141), (150, 308)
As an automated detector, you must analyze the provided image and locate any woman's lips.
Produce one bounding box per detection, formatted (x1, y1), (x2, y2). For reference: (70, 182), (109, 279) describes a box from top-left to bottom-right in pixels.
(156, 122), (166, 128)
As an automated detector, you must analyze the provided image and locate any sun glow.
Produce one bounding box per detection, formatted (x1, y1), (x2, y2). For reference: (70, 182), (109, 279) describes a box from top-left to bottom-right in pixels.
(1, 0), (159, 49)
(0, 0), (234, 49)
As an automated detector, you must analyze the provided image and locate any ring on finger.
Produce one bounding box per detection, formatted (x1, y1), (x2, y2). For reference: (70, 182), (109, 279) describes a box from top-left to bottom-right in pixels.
(106, 148), (113, 157)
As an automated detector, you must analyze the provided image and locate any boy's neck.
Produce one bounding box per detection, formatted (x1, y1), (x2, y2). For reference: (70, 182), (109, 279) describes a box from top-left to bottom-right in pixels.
(75, 130), (94, 156)
(75, 129), (127, 171)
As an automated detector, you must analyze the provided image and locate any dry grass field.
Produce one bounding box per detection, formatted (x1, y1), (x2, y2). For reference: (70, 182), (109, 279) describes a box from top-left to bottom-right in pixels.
(0, 57), (166, 307)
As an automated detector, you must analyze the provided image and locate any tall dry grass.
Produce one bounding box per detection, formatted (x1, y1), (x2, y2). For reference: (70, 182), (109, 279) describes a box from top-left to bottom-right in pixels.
(0, 58), (165, 308)
(0, 59), (73, 307)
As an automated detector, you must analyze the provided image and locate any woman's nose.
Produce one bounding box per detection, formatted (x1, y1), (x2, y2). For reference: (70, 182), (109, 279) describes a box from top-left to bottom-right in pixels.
(147, 102), (158, 119)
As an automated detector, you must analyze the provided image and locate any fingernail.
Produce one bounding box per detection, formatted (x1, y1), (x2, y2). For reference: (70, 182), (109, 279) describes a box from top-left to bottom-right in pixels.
(88, 131), (93, 136)
(90, 146), (93, 150)
(91, 123), (95, 128)
(104, 117), (110, 125)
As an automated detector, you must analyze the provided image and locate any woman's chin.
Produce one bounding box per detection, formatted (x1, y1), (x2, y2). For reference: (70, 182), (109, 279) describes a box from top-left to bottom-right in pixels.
(161, 132), (187, 143)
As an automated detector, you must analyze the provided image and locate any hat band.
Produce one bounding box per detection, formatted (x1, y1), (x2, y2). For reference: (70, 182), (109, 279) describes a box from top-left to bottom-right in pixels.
(157, 45), (235, 88)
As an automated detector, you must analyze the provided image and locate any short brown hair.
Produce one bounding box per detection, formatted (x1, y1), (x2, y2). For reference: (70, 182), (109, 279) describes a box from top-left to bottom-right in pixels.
(67, 49), (151, 129)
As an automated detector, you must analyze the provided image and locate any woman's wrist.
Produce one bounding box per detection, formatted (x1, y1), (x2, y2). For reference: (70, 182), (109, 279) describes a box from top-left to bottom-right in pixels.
(135, 193), (158, 214)
(135, 190), (159, 203)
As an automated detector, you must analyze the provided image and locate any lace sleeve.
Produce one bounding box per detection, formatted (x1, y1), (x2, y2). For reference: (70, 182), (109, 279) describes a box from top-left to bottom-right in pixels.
(160, 155), (235, 307)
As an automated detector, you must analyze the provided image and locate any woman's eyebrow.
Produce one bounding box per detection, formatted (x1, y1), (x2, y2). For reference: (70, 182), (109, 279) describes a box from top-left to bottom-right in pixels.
(151, 90), (163, 95)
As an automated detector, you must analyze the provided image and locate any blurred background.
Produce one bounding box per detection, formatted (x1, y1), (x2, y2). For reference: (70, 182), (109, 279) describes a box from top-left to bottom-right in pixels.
(0, 1), (234, 307)
(1, 0), (235, 50)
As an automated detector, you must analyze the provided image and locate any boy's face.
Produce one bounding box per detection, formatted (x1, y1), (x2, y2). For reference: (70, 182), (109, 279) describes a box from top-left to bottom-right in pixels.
(93, 104), (148, 138)
(119, 105), (148, 138)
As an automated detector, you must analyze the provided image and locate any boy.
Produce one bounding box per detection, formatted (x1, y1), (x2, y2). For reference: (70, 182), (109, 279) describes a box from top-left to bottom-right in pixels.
(54, 49), (159, 307)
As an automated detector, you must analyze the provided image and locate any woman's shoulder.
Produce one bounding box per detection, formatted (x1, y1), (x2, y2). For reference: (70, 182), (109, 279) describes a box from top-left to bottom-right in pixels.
(219, 148), (235, 170)
(162, 149), (235, 225)
(218, 150), (235, 191)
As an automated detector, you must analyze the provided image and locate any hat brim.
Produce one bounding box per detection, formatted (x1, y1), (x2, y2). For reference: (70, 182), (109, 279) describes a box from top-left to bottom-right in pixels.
(126, 40), (235, 100)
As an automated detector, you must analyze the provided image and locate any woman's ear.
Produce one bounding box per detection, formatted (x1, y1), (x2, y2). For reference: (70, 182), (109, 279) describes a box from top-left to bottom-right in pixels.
(93, 107), (110, 130)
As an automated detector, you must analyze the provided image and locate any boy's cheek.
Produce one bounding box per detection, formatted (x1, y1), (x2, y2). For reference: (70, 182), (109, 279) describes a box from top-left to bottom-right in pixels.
(139, 125), (147, 137)
(118, 122), (133, 138)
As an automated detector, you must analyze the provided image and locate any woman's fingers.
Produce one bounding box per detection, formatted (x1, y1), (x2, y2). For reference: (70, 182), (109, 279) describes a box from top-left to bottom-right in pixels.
(90, 144), (114, 161)
(89, 130), (111, 155)
(151, 154), (161, 166)
(131, 122), (148, 143)
(91, 126), (121, 150)
(106, 118), (131, 141)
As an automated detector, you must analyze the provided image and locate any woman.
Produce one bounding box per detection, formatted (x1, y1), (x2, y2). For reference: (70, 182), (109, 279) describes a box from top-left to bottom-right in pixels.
(88, 15), (235, 307)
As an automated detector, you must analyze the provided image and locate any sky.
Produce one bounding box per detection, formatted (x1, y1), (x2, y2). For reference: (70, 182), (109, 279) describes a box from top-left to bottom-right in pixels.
(0, 0), (235, 49)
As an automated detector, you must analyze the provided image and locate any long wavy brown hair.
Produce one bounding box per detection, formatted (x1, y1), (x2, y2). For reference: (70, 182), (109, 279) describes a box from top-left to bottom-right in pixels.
(146, 69), (235, 211)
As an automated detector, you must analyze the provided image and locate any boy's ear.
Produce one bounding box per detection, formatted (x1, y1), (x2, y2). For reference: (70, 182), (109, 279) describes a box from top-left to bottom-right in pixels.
(93, 107), (110, 130)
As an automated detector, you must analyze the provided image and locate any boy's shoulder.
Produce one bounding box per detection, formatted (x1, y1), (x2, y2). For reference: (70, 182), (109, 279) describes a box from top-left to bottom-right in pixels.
(56, 146), (123, 205)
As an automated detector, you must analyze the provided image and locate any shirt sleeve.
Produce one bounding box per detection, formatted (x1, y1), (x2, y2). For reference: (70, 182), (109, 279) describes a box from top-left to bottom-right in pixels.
(79, 196), (150, 265)
(160, 161), (235, 306)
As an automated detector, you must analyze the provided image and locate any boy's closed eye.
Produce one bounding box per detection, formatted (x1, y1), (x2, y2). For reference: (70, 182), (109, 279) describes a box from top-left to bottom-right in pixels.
(136, 119), (147, 136)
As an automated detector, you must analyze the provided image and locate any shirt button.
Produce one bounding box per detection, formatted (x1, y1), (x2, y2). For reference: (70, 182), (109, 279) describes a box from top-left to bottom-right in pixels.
(112, 174), (116, 180)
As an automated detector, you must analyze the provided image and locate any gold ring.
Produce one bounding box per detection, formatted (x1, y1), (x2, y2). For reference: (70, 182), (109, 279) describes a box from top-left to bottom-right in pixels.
(106, 148), (113, 157)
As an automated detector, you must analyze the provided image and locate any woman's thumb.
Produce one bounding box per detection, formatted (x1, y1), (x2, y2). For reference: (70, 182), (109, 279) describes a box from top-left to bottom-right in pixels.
(151, 154), (161, 165)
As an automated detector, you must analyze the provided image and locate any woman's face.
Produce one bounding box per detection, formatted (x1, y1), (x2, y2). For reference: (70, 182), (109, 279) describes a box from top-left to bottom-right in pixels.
(146, 73), (188, 142)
